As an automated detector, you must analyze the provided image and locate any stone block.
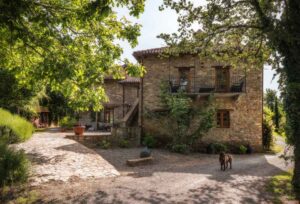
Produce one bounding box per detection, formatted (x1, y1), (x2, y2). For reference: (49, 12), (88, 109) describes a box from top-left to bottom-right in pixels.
(126, 157), (154, 167)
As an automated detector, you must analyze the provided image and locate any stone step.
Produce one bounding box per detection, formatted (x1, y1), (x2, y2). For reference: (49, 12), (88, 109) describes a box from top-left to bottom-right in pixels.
(126, 157), (154, 167)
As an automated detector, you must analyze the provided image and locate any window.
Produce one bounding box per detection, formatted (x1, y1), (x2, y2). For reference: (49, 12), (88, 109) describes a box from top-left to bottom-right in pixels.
(217, 110), (230, 128)
(104, 108), (114, 123)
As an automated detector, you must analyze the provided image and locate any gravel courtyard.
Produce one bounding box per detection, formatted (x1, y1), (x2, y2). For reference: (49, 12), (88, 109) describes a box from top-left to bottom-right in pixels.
(15, 130), (119, 186)
(16, 131), (291, 203)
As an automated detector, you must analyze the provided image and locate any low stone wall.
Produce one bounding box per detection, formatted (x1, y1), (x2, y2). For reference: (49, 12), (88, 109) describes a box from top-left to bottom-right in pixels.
(143, 118), (263, 152)
(111, 126), (141, 147)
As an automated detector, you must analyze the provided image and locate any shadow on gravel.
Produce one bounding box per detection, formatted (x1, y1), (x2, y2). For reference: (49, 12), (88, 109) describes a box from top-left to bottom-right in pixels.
(55, 143), (97, 155)
(35, 147), (287, 204)
(37, 178), (275, 204)
(94, 148), (286, 180)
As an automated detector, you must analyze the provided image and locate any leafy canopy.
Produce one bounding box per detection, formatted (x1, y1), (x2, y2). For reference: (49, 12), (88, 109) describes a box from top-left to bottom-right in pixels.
(0, 0), (145, 111)
(159, 0), (293, 70)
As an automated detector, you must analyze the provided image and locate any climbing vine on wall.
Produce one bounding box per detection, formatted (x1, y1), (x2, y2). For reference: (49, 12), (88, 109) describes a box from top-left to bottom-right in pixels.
(153, 81), (216, 153)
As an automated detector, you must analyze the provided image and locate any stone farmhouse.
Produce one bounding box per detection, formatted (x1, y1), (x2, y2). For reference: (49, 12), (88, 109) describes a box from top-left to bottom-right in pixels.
(81, 47), (263, 151)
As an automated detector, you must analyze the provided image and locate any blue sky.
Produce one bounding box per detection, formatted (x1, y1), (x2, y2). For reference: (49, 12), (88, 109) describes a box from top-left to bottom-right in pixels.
(116, 0), (279, 92)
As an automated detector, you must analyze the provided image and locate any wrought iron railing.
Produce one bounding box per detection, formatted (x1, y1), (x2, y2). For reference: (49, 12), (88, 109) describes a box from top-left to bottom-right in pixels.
(169, 75), (246, 94)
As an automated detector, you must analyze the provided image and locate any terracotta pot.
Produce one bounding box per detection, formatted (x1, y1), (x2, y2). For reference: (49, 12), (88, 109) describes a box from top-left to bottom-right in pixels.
(73, 125), (85, 136)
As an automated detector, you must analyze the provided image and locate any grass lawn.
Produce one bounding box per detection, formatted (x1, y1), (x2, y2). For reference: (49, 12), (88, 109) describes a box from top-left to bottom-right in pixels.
(267, 169), (296, 203)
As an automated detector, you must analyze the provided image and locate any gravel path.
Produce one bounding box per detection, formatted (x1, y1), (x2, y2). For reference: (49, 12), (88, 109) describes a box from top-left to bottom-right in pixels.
(34, 143), (291, 203)
(15, 130), (119, 186)
(16, 131), (292, 203)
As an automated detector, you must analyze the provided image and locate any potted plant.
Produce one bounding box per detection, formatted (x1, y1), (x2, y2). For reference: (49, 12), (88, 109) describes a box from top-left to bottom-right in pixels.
(59, 116), (76, 132)
(73, 122), (85, 136)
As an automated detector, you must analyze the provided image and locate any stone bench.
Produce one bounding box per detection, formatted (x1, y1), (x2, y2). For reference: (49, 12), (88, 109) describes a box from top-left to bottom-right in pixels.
(126, 157), (154, 167)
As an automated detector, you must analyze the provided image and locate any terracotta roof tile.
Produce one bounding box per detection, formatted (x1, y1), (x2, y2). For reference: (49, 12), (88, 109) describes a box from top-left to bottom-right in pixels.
(119, 76), (140, 84)
(133, 47), (167, 58)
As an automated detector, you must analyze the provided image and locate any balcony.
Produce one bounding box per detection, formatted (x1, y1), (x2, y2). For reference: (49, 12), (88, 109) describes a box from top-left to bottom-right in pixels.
(169, 75), (246, 98)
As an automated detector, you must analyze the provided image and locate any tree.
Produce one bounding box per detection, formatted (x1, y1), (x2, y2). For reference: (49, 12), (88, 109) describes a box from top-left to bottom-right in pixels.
(265, 89), (277, 112)
(0, 0), (145, 111)
(0, 67), (39, 115)
(264, 89), (282, 132)
(274, 97), (280, 132)
(159, 0), (300, 196)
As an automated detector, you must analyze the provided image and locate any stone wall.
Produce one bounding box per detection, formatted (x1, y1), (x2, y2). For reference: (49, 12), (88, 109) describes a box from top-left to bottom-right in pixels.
(79, 80), (140, 126)
(141, 54), (263, 151)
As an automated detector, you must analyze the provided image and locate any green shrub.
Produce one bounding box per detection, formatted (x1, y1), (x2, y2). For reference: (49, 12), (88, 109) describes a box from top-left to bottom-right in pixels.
(59, 116), (77, 129)
(0, 108), (34, 144)
(0, 185), (39, 204)
(239, 145), (247, 154)
(119, 139), (130, 148)
(0, 144), (29, 186)
(170, 144), (189, 154)
(206, 143), (228, 154)
(97, 140), (111, 149)
(142, 134), (157, 148)
(263, 119), (273, 150)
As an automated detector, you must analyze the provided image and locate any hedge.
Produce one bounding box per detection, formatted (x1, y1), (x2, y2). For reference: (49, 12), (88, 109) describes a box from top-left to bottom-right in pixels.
(0, 108), (34, 144)
(0, 144), (29, 186)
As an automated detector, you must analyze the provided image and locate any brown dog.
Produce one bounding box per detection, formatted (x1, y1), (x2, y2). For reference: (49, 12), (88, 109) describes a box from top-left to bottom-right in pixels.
(219, 152), (232, 171)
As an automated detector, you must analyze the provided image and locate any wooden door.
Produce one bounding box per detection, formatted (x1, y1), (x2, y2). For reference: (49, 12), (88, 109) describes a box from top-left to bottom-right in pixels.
(215, 67), (230, 92)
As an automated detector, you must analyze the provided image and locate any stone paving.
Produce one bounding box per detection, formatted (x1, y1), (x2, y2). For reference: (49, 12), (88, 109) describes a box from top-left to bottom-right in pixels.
(15, 130), (119, 186)
(37, 147), (293, 203)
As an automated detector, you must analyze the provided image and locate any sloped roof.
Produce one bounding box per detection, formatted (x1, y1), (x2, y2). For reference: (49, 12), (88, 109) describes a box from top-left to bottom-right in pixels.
(118, 76), (140, 84)
(133, 47), (167, 58)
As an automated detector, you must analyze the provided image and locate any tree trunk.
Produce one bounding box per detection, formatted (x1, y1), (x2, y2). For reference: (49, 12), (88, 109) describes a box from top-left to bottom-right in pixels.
(282, 46), (300, 198)
(277, 0), (300, 198)
(285, 59), (300, 197)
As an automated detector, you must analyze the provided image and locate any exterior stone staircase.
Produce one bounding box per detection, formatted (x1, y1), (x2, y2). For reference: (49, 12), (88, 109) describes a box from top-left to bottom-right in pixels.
(111, 98), (141, 146)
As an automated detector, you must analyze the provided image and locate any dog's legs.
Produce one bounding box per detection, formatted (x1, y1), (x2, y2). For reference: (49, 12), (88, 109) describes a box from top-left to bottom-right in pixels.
(230, 160), (232, 169)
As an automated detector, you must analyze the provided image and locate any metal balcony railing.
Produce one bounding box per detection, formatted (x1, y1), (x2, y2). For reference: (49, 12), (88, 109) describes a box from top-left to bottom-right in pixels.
(169, 75), (246, 94)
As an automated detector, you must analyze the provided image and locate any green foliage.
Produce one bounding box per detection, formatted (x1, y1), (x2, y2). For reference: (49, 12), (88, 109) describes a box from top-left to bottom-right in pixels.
(0, 144), (29, 186)
(267, 170), (296, 203)
(264, 106), (275, 126)
(119, 139), (130, 148)
(159, 81), (215, 153)
(263, 106), (275, 151)
(15, 191), (39, 204)
(0, 109), (34, 144)
(97, 140), (111, 149)
(265, 89), (277, 112)
(238, 145), (247, 154)
(274, 98), (280, 131)
(263, 119), (273, 151)
(0, 185), (38, 204)
(0, 68), (39, 115)
(58, 116), (76, 129)
(264, 89), (284, 134)
(0, 0), (145, 112)
(207, 143), (228, 154)
(142, 134), (157, 148)
(170, 144), (189, 154)
(40, 89), (75, 124)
